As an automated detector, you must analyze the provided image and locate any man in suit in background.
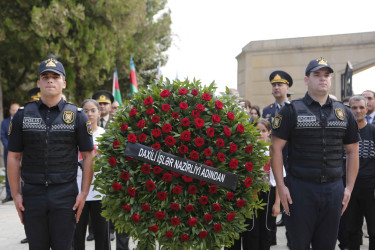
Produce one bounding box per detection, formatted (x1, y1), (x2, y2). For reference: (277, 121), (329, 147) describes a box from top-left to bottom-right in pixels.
(362, 90), (375, 124)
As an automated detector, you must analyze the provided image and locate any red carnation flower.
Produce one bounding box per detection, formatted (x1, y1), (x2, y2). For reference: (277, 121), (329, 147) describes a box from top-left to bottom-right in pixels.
(226, 192), (234, 200)
(149, 224), (158, 232)
(194, 118), (205, 128)
(224, 126), (231, 137)
(194, 137), (205, 147)
(162, 172), (172, 182)
(217, 152), (225, 162)
(151, 143), (161, 150)
(202, 93), (212, 101)
(170, 202), (180, 210)
(215, 100), (223, 110)
(120, 123), (128, 131)
(155, 211), (165, 220)
(237, 124), (245, 133)
(199, 196), (209, 205)
(160, 89), (171, 98)
(212, 114), (221, 123)
(165, 136), (176, 146)
(180, 131), (191, 141)
(229, 143), (238, 153)
(109, 157), (117, 167)
(245, 162), (253, 172)
(188, 185), (197, 194)
(112, 182), (122, 191)
(196, 104), (205, 112)
(122, 205), (131, 212)
(244, 177), (253, 188)
(131, 214), (140, 223)
(185, 204), (194, 212)
(153, 166), (163, 174)
(179, 102), (188, 110)
(179, 88), (188, 95)
(199, 180), (207, 186)
(128, 186), (136, 197)
(199, 231), (208, 239)
(129, 108), (137, 117)
(157, 192), (167, 201)
(121, 171), (130, 181)
(229, 159), (239, 169)
(213, 203), (221, 211)
(138, 133), (147, 142)
(162, 104), (171, 112)
(128, 134), (137, 143)
(204, 213), (212, 222)
(245, 145), (253, 153)
(146, 180), (156, 191)
(171, 217), (180, 226)
(227, 112), (235, 121)
(204, 148), (212, 157)
(113, 140), (120, 149)
(165, 231), (173, 238)
(151, 115), (160, 123)
(171, 112), (180, 119)
(191, 89), (199, 96)
(142, 203), (150, 211)
(191, 110), (200, 118)
(187, 217), (198, 226)
(209, 185), (217, 194)
(216, 138), (225, 147)
(182, 175), (193, 182)
(178, 145), (188, 154)
(181, 118), (190, 127)
(180, 234), (189, 242)
(227, 213), (236, 222)
(237, 199), (246, 207)
(152, 129), (162, 138)
(214, 224), (222, 232)
(146, 108), (155, 116)
(143, 96), (153, 106)
(205, 160), (213, 167)
(206, 127), (215, 137)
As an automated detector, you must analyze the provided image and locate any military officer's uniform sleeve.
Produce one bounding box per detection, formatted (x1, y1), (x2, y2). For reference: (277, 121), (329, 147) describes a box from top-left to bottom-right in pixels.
(271, 104), (295, 141)
(76, 109), (94, 152)
(7, 108), (24, 152)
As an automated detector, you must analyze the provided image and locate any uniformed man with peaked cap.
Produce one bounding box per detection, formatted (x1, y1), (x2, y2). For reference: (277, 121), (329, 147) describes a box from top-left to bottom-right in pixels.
(92, 90), (115, 129)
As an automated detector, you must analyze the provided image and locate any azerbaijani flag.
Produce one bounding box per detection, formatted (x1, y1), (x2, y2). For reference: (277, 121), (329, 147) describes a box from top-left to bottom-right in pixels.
(130, 57), (138, 97)
(112, 68), (123, 106)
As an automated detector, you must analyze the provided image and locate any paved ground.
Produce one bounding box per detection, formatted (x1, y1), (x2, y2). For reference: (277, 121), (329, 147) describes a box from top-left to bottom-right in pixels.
(0, 201), (369, 249)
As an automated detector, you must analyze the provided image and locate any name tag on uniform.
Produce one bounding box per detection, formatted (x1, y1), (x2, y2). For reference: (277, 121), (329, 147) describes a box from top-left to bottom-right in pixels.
(23, 117), (42, 125)
(297, 116), (316, 122)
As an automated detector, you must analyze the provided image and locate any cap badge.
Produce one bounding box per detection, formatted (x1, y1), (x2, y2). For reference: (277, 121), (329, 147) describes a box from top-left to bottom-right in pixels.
(45, 58), (58, 67)
(99, 95), (107, 101)
(273, 74), (282, 81)
(317, 57), (328, 66)
(334, 108), (345, 121)
(63, 111), (75, 124)
(272, 114), (282, 129)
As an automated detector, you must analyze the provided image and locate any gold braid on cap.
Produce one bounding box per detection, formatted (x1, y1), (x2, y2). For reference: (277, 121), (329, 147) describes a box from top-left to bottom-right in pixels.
(270, 74), (289, 85)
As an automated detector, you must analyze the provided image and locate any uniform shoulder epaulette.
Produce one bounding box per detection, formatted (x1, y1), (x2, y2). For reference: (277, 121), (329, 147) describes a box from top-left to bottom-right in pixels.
(77, 108), (83, 112)
(285, 100), (291, 105)
(19, 107), (24, 110)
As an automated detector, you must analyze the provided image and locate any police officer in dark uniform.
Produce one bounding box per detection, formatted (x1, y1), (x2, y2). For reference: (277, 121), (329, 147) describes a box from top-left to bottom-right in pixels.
(93, 90), (115, 129)
(7, 57), (95, 250)
(270, 57), (359, 250)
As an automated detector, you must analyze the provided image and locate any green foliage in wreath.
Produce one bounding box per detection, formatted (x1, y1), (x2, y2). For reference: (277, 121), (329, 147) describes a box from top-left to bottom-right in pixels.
(94, 78), (270, 249)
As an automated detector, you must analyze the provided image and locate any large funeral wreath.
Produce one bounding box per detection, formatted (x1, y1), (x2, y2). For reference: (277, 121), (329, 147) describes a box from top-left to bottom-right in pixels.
(94, 79), (269, 249)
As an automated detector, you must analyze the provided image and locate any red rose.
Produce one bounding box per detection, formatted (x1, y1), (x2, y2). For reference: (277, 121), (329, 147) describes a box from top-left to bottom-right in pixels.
(113, 140), (120, 149)
(128, 186), (136, 197)
(171, 217), (180, 226)
(180, 131), (191, 141)
(185, 204), (194, 212)
(131, 214), (140, 223)
(214, 224), (222, 232)
(213, 203), (221, 211)
(122, 205), (131, 212)
(188, 185), (197, 194)
(180, 233), (189, 242)
(120, 123), (128, 131)
(179, 88), (188, 95)
(152, 129), (162, 138)
(215, 100), (223, 110)
(191, 89), (199, 96)
(160, 89), (171, 98)
(149, 224), (158, 232)
(199, 180), (207, 186)
(194, 118), (205, 128)
(196, 104), (205, 112)
(109, 157), (117, 167)
(142, 203), (150, 211)
(170, 202), (180, 210)
(146, 180), (156, 191)
(153, 166), (163, 174)
(229, 159), (239, 169)
(199, 231), (208, 239)
(245, 162), (253, 172)
(165, 231), (173, 238)
(204, 148), (212, 157)
(227, 112), (235, 121)
(237, 124), (245, 133)
(181, 118), (190, 127)
(171, 112), (180, 119)
(143, 96), (154, 106)
(146, 108), (155, 116)
(226, 192), (234, 200)
(223, 126), (231, 137)
(151, 115), (160, 123)
(204, 213), (212, 222)
(191, 110), (200, 118)
(172, 172), (180, 177)
(206, 127), (215, 137)
(157, 192), (167, 201)
(178, 145), (188, 154)
(162, 104), (171, 112)
(165, 136), (176, 146)
(128, 134), (137, 143)
(202, 93), (212, 101)
(151, 143), (161, 150)
(217, 152), (225, 162)
(182, 175), (193, 182)
(216, 138), (225, 147)
(212, 114), (221, 123)
(179, 102), (188, 110)
(237, 199), (246, 207)
(129, 108), (137, 117)
(209, 185), (217, 194)
(162, 172), (172, 182)
(245, 145), (253, 153)
(187, 217), (198, 226)
(138, 133), (147, 142)
(112, 182), (122, 191)
(205, 160), (213, 167)
(244, 177), (253, 188)
(121, 171), (130, 181)
(227, 213), (236, 222)
(229, 143), (238, 153)
(155, 211), (165, 220)
(199, 196), (209, 205)
(194, 137), (205, 147)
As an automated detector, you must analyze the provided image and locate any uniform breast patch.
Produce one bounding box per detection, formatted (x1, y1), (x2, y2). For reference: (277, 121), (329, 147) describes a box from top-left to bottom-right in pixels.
(86, 121), (93, 135)
(63, 111), (75, 124)
(334, 108), (345, 121)
(297, 115), (316, 122)
(272, 114), (282, 129)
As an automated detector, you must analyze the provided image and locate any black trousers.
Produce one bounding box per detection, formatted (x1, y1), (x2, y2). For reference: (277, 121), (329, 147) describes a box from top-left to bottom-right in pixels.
(74, 200), (110, 250)
(23, 181), (77, 250)
(346, 187), (375, 250)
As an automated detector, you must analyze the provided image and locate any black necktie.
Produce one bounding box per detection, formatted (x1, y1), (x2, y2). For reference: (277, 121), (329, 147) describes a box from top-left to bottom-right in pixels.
(100, 118), (105, 128)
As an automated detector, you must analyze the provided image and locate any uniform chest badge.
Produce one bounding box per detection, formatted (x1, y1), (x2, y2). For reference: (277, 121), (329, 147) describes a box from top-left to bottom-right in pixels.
(8, 121), (12, 135)
(86, 121), (93, 135)
(335, 108), (345, 121)
(272, 114), (282, 129)
(63, 111), (75, 124)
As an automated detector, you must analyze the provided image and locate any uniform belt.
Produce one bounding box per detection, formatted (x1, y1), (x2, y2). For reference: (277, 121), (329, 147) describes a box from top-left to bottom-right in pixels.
(291, 174), (341, 183)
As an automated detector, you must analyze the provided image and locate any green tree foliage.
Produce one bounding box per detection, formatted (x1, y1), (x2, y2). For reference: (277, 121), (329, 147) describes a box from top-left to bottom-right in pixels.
(0, 0), (171, 111)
